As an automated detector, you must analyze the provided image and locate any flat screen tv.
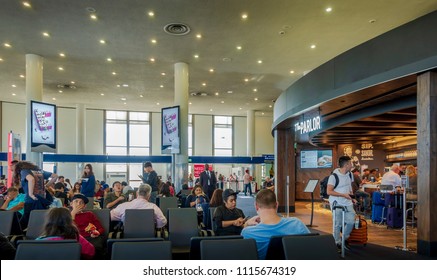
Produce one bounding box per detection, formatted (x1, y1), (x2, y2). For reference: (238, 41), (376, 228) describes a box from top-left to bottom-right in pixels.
(161, 105), (180, 154)
(301, 150), (333, 169)
(30, 100), (57, 152)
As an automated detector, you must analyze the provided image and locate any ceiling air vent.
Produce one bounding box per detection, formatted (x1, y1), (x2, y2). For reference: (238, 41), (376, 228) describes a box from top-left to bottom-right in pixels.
(57, 84), (77, 89)
(190, 92), (208, 97)
(164, 23), (191, 36)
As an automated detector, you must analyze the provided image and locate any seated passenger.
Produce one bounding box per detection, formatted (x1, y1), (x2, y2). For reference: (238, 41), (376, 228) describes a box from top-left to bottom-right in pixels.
(185, 185), (209, 224)
(209, 189), (224, 208)
(262, 177), (274, 191)
(242, 189), (310, 259)
(104, 181), (126, 210)
(213, 189), (246, 235)
(0, 187), (25, 234)
(110, 184), (167, 228)
(37, 207), (95, 259)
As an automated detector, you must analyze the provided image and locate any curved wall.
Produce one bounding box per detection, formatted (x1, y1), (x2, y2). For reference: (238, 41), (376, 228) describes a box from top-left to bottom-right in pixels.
(273, 11), (437, 130)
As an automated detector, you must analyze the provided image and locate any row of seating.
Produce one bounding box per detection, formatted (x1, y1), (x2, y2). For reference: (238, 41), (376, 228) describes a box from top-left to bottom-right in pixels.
(13, 234), (340, 260)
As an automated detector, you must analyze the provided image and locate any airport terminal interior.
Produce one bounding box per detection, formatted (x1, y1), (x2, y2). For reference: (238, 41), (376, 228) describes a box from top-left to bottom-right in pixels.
(1, 1), (437, 260)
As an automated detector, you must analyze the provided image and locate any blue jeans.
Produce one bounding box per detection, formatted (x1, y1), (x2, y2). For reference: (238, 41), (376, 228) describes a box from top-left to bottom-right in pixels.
(332, 204), (355, 244)
(244, 183), (252, 196)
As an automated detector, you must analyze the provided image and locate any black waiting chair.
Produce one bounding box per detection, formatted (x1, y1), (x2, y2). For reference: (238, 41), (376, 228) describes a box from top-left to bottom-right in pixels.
(209, 207), (217, 232)
(158, 197), (178, 219)
(282, 234), (340, 260)
(189, 235), (242, 260)
(200, 238), (258, 260)
(107, 237), (164, 256)
(0, 211), (14, 236)
(168, 208), (200, 254)
(265, 233), (319, 260)
(111, 241), (172, 260)
(119, 209), (155, 238)
(15, 240), (81, 260)
(25, 209), (49, 240)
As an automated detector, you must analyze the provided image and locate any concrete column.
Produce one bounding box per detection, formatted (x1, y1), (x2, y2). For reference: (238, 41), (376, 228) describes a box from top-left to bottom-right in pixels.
(247, 110), (255, 156)
(417, 71), (437, 257)
(76, 104), (86, 179)
(25, 54), (43, 167)
(173, 62), (189, 191)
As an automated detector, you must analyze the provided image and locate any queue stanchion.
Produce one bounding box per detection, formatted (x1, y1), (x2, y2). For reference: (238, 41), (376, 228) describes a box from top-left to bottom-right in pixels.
(395, 175), (415, 252)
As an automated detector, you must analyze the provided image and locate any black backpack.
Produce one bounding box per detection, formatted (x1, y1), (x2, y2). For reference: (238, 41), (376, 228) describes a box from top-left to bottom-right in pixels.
(320, 172), (352, 198)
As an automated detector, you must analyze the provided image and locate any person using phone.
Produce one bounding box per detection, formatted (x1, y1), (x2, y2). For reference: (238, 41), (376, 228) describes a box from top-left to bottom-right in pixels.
(213, 189), (246, 235)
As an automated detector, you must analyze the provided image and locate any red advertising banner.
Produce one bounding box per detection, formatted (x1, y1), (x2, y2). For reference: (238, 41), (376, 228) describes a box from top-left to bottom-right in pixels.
(193, 164), (213, 178)
(7, 132), (22, 188)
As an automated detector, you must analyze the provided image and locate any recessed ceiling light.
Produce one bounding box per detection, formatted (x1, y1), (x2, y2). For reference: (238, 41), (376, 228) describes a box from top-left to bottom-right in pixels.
(215, 92), (219, 96)
(112, 72), (117, 75)
(156, 102), (160, 105)
(59, 53), (65, 57)
(382, 142), (386, 145)
(123, 102), (127, 105)
(90, 14), (97, 20)
(0, 58), (3, 61)
(326, 7), (332, 12)
(161, 72), (166, 76)
(239, 107), (242, 110)
(310, 44), (316, 49)
(122, 84), (128, 87)
(99, 39), (106, 44)
(262, 112), (265, 115)
(244, 78), (249, 82)
(227, 90), (233, 94)
(42, 32), (50, 37)
(221, 101), (224, 104)
(196, 34), (202, 39)
(22, 2), (31, 8)
(236, 46), (242, 50)
(148, 11), (154, 17)
(189, 102), (192, 105)
(100, 93), (105, 96)
(139, 95), (143, 98)
(209, 68), (214, 73)
(210, 109), (213, 112)
(12, 84), (16, 88)
(150, 58), (155, 62)
(52, 98), (56, 100)
(253, 88), (257, 92)
(194, 54), (199, 58)
(71, 81), (75, 84)
(241, 14), (248, 19)
(254, 97), (258, 101)
(117, 84), (121, 87)
(151, 39), (157, 44)
(12, 93), (16, 96)
(58, 67), (64, 71)
(4, 43), (11, 48)
(290, 70), (294, 74)
(107, 58), (112, 62)
(202, 83), (206, 86)
(20, 74), (25, 78)
(257, 60), (263, 64)
(121, 97), (126, 101)
(269, 105), (272, 108)
(58, 90), (63, 93)
(160, 85), (164, 88)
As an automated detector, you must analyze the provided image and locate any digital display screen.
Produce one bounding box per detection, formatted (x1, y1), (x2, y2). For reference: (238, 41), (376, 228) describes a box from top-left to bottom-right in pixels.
(161, 106), (180, 154)
(31, 100), (56, 152)
(301, 150), (333, 169)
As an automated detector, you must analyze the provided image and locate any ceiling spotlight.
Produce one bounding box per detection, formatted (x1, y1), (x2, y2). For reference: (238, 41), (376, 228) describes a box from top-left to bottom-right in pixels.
(227, 90), (233, 94)
(0, 58), (3, 61)
(189, 102), (192, 105)
(161, 72), (166, 76)
(236, 46), (242, 50)
(4, 43), (11, 48)
(121, 97), (126, 101)
(239, 107), (242, 110)
(99, 39), (106, 44)
(254, 97), (258, 101)
(20, 74), (25, 78)
(253, 88), (257, 92)
(194, 54), (199, 58)
(269, 105), (272, 108)
(52, 98), (56, 100)
(150, 58), (155, 62)
(122, 84), (129, 87)
(58, 67), (64, 71)
(209, 68), (214, 73)
(257, 60), (263, 64)
(42, 32), (50, 37)
(59, 53), (65, 57)
(202, 83), (206, 86)
(148, 11), (154, 17)
(22, 2), (31, 8)
(326, 7), (332, 12)
(58, 90), (63, 93)
(210, 109), (213, 112)
(123, 102), (127, 105)
(139, 95), (144, 98)
(215, 92), (219, 96)
(112, 72), (117, 75)
(107, 58), (112, 62)
(151, 39), (157, 44)
(12, 93), (16, 96)
(160, 85), (164, 88)
(90, 14), (98, 20)
(156, 102), (160, 105)
(241, 14), (248, 19)
(262, 112), (265, 115)
(12, 84), (16, 88)
(221, 101), (224, 104)
(196, 34), (202, 39)
(310, 44), (316, 49)
(100, 93), (105, 96)
(71, 81), (75, 84)
(290, 70), (294, 74)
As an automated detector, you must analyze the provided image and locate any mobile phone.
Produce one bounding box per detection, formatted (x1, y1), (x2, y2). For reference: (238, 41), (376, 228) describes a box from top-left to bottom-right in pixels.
(244, 216), (250, 222)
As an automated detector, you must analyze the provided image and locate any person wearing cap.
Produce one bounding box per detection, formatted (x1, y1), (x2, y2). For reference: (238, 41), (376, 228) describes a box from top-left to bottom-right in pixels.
(213, 189), (246, 236)
(199, 163), (217, 199)
(104, 181), (126, 210)
(70, 193), (106, 258)
(241, 189), (310, 259)
(142, 161), (159, 204)
(121, 181), (134, 195)
(110, 184), (167, 228)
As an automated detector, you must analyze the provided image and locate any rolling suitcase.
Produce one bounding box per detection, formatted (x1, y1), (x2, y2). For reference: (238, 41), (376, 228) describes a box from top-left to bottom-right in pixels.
(387, 207), (403, 228)
(332, 202), (346, 258)
(371, 204), (386, 223)
(348, 216), (368, 246)
(372, 192), (385, 205)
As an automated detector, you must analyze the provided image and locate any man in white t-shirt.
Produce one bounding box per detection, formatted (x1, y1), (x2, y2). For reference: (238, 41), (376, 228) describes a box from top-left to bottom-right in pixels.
(327, 156), (356, 251)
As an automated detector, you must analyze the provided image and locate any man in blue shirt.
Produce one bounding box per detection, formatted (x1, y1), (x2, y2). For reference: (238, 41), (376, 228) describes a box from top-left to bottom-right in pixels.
(241, 189), (310, 259)
(1, 187), (25, 215)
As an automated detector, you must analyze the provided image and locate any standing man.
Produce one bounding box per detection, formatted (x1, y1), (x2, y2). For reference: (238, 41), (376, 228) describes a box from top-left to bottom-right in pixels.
(142, 161), (159, 204)
(327, 155), (355, 251)
(243, 169), (252, 196)
(199, 164), (217, 199)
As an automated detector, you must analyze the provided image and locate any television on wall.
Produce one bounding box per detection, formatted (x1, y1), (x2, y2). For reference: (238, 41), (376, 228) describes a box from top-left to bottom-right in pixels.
(301, 150), (333, 169)
(161, 105), (180, 154)
(30, 100), (57, 152)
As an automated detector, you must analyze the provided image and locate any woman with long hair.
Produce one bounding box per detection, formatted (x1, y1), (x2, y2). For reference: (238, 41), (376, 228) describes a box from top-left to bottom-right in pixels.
(209, 188), (224, 207)
(37, 207), (95, 259)
(11, 160), (58, 227)
(80, 163), (96, 198)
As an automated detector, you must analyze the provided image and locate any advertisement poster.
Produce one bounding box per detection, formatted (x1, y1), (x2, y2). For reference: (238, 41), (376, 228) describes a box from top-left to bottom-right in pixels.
(301, 150), (333, 168)
(31, 101), (56, 151)
(193, 164), (213, 178)
(161, 106), (180, 154)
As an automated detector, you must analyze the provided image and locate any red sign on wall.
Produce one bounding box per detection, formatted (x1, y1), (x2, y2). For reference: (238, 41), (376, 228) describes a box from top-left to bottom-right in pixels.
(193, 164), (213, 178)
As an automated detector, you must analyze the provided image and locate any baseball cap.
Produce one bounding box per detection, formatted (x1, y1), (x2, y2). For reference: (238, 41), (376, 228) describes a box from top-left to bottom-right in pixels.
(222, 189), (237, 201)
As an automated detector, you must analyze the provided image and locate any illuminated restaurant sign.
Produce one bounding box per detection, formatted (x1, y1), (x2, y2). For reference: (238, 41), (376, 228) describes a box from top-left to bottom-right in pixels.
(294, 115), (321, 135)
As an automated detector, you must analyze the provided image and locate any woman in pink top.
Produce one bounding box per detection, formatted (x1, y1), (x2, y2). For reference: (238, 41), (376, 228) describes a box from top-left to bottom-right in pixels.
(37, 207), (95, 259)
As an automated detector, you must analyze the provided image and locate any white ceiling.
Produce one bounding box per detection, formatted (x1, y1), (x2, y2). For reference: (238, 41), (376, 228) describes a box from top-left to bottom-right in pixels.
(1, 0), (436, 116)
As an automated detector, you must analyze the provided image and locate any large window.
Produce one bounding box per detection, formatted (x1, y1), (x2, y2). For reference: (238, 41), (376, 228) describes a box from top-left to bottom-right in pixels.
(105, 111), (150, 185)
(214, 116), (233, 156)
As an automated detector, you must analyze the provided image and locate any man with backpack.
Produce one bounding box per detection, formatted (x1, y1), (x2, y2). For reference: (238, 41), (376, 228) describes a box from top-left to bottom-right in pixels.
(327, 156), (356, 251)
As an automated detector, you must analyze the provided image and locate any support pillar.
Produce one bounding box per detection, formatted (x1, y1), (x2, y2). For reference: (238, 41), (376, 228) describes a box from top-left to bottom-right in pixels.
(247, 110), (255, 156)
(76, 104), (86, 179)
